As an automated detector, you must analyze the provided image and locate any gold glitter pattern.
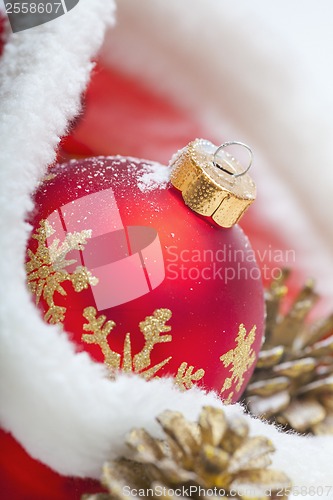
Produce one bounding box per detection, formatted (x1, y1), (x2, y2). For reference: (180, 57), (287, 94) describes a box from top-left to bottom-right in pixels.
(220, 324), (257, 403)
(26, 219), (98, 324)
(82, 307), (173, 379)
(82, 308), (207, 386)
(175, 362), (205, 390)
(42, 173), (57, 182)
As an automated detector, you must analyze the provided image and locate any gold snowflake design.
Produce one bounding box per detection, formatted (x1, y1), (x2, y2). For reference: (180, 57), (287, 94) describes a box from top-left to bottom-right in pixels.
(220, 324), (257, 403)
(82, 307), (205, 388)
(27, 221), (256, 395)
(26, 219), (98, 324)
(175, 362), (206, 391)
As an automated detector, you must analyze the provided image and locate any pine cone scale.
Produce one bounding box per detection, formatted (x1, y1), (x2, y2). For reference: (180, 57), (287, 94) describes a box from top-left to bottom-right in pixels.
(248, 391), (290, 419)
(246, 377), (290, 397)
(230, 469), (291, 500)
(272, 358), (315, 378)
(198, 406), (227, 447)
(277, 399), (326, 433)
(256, 346), (284, 369)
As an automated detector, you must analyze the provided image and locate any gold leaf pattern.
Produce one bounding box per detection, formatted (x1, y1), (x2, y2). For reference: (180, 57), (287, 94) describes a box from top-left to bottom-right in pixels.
(26, 219), (98, 324)
(175, 362), (205, 391)
(82, 308), (207, 387)
(82, 307), (173, 379)
(41, 173), (57, 183)
(220, 324), (257, 403)
(82, 307), (119, 370)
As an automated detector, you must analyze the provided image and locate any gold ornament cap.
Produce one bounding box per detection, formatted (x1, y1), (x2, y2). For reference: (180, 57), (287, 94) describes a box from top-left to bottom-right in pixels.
(170, 139), (256, 228)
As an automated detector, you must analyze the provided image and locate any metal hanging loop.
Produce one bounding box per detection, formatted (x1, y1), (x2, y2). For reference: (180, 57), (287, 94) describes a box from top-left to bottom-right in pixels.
(213, 141), (253, 178)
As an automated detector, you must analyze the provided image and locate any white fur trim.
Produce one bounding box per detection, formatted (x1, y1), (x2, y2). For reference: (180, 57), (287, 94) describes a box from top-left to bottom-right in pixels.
(0, 0), (333, 489)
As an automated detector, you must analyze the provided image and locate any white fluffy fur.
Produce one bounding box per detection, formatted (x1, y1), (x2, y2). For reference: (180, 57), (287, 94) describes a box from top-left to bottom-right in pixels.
(0, 0), (333, 492)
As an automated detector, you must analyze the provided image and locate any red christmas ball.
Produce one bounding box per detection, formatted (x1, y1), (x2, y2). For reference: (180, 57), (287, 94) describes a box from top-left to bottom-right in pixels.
(26, 155), (265, 401)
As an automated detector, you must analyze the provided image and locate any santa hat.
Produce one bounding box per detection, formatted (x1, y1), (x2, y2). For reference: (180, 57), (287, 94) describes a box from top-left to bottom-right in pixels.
(1, 0), (333, 498)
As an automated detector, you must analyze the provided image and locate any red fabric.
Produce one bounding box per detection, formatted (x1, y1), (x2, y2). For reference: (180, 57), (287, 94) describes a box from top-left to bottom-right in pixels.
(59, 64), (202, 163)
(0, 14), (7, 55)
(0, 429), (102, 499)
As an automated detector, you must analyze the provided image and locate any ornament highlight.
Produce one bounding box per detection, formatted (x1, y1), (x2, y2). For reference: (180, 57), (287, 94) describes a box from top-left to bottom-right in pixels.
(26, 152), (265, 400)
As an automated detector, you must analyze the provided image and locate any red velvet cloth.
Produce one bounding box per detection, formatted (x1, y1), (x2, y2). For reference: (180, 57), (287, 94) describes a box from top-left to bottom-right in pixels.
(0, 430), (102, 499)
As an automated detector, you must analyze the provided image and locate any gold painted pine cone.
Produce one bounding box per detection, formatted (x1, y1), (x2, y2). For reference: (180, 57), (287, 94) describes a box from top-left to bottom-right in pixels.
(83, 407), (291, 500)
(245, 269), (333, 434)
